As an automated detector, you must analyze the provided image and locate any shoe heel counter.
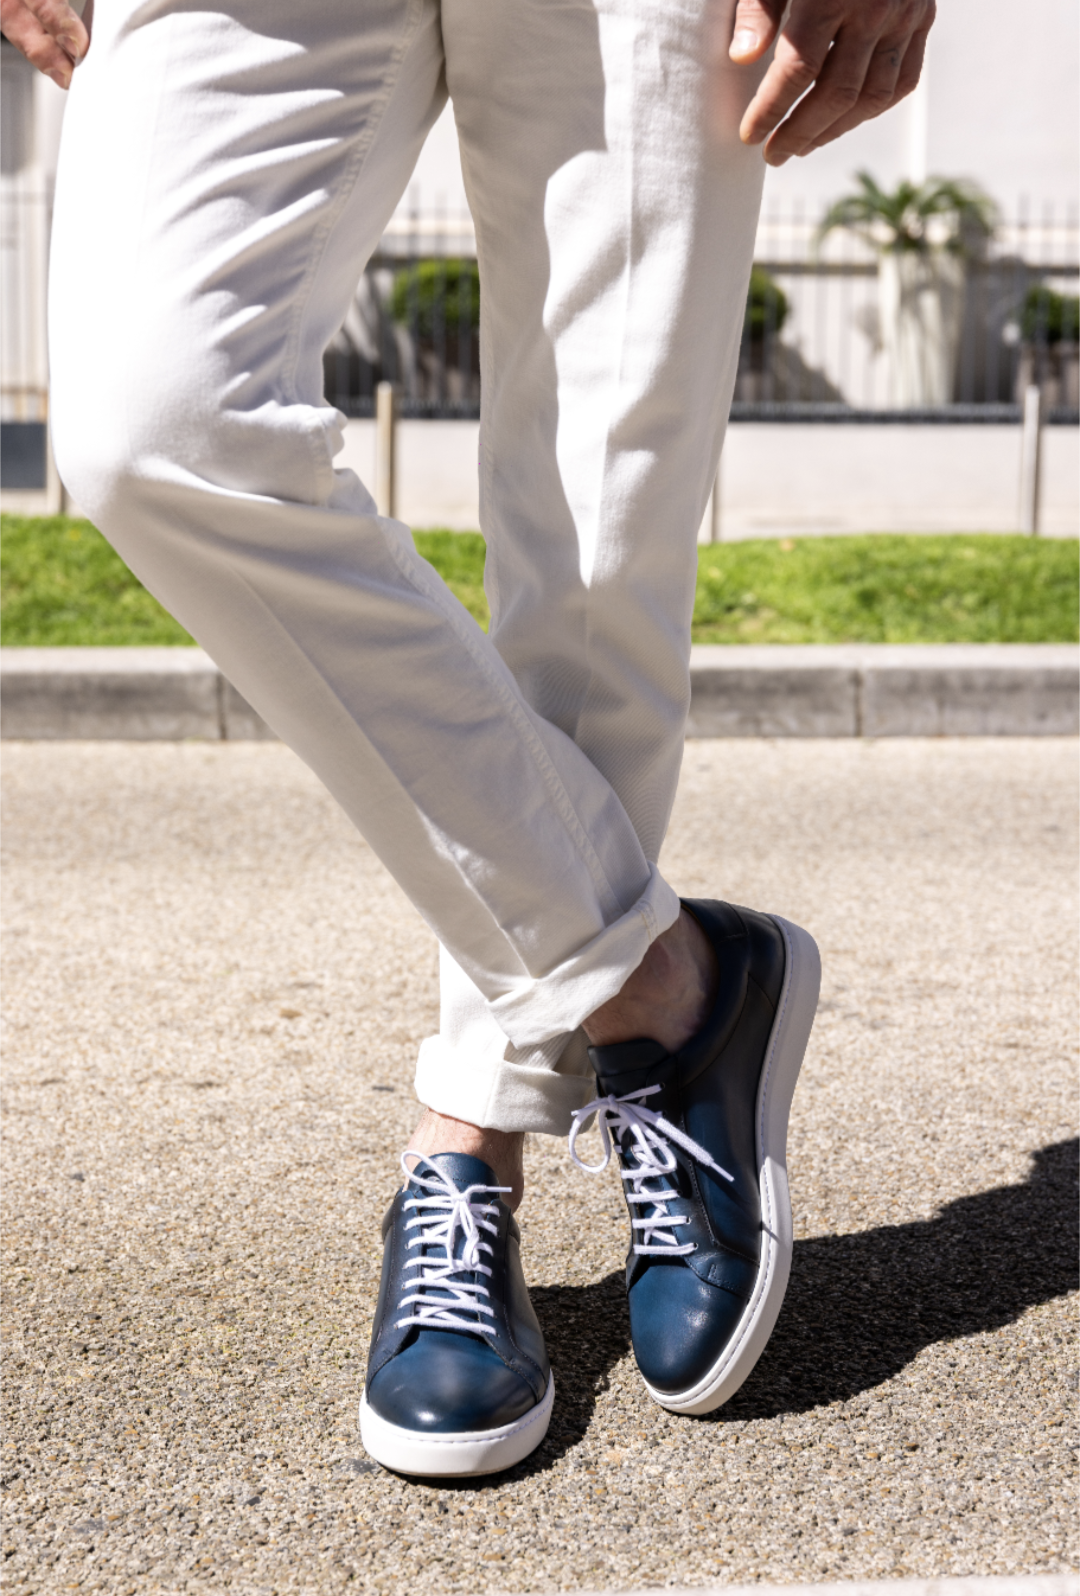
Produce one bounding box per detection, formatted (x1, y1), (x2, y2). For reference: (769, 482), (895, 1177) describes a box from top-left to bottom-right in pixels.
(740, 906), (787, 1009)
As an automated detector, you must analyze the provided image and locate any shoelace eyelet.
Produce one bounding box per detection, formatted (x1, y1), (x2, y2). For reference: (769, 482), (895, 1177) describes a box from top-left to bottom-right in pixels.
(393, 1154), (511, 1337)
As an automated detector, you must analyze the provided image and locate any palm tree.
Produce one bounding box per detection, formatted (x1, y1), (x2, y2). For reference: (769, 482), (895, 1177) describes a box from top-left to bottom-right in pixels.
(819, 174), (996, 407)
(817, 172), (996, 257)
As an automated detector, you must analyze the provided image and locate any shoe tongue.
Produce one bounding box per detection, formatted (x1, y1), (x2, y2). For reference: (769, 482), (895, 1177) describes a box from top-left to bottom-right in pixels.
(410, 1151), (500, 1192)
(588, 1037), (670, 1093)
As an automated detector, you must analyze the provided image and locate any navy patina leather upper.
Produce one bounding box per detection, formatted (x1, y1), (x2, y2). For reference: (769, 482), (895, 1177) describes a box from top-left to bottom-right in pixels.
(588, 899), (785, 1394)
(365, 1153), (550, 1434)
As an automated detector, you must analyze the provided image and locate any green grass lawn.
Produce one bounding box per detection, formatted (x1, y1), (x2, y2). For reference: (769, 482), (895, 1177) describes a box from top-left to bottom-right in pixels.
(692, 534), (1078, 644)
(2, 515), (195, 646)
(2, 515), (1076, 646)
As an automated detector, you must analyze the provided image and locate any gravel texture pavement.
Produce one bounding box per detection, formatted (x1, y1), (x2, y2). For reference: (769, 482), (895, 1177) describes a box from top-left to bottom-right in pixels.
(569, 1583), (1077, 1596)
(2, 738), (1077, 1594)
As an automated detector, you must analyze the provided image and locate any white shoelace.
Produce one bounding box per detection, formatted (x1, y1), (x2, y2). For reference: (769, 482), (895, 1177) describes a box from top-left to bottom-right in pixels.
(394, 1154), (510, 1336)
(568, 1086), (734, 1256)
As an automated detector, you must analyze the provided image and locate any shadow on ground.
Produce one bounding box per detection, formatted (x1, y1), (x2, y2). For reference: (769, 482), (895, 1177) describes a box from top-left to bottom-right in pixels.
(531, 1270), (633, 1450)
(384, 1139), (1078, 1487)
(723, 1137), (1080, 1423)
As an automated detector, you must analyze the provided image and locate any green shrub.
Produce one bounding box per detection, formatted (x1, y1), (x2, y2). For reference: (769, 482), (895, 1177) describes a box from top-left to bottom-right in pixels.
(389, 259), (480, 343)
(1020, 285), (1080, 346)
(744, 267), (789, 342)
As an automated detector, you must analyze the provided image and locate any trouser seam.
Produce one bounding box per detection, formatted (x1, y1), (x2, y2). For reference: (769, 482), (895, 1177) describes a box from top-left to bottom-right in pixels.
(399, 156), (643, 932)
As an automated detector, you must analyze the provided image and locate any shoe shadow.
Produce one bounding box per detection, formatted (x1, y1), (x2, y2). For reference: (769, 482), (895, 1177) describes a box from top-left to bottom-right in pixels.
(401, 1139), (1077, 1487)
(528, 1270), (633, 1458)
(714, 1136), (1079, 1424)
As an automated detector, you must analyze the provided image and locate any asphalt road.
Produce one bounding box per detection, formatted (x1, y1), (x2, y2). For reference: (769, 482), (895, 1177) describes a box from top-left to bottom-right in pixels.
(2, 738), (1077, 1594)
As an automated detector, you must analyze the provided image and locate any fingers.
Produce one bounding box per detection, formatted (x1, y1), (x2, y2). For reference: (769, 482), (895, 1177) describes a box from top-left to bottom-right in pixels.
(738, 0), (848, 146)
(763, 24), (900, 163)
(0, 0), (90, 84)
(736, 0), (935, 165)
(797, 20), (931, 157)
(27, 0), (89, 58)
(728, 0), (784, 64)
(0, 3), (73, 85)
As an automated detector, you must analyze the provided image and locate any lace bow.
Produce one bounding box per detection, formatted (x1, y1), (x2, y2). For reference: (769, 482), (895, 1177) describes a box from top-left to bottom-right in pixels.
(569, 1086), (733, 1255)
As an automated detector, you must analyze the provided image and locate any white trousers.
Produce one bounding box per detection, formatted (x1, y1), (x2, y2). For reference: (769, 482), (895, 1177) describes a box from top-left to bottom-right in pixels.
(49, 0), (767, 1133)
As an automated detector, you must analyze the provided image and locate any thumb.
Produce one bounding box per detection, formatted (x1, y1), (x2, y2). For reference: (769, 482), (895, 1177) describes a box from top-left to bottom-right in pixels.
(729, 0), (782, 63)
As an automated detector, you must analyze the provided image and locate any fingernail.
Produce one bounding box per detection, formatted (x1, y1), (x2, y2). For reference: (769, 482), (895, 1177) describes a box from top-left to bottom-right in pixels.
(60, 32), (83, 62)
(731, 28), (758, 56)
(50, 65), (73, 88)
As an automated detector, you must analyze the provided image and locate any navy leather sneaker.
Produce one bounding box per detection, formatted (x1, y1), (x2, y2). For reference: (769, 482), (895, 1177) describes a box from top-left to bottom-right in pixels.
(569, 899), (820, 1415)
(359, 1152), (554, 1476)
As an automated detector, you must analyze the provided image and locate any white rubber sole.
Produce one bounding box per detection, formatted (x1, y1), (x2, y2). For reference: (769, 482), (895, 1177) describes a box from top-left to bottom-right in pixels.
(645, 913), (821, 1416)
(359, 1372), (554, 1477)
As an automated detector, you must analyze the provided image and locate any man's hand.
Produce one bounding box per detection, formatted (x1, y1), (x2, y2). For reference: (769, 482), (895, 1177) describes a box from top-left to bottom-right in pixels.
(728, 0), (935, 166)
(0, 0), (91, 89)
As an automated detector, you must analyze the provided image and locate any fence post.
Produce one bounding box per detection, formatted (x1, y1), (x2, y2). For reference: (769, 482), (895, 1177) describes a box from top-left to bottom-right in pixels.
(1018, 383), (1043, 536)
(375, 381), (398, 519)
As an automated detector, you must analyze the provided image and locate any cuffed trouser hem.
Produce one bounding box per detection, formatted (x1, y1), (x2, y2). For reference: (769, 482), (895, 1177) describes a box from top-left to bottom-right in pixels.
(486, 864), (681, 1050)
(415, 1027), (596, 1136)
(414, 866), (680, 1134)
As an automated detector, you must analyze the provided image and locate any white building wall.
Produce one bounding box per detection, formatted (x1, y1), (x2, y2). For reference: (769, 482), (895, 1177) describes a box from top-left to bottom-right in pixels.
(404, 0), (1080, 222)
(18, 3), (1080, 243)
(336, 418), (1079, 537)
(760, 0), (1079, 215)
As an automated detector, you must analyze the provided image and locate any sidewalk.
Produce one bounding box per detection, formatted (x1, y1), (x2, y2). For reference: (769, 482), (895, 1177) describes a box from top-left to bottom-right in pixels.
(2, 643), (1077, 739)
(2, 737), (1076, 1593)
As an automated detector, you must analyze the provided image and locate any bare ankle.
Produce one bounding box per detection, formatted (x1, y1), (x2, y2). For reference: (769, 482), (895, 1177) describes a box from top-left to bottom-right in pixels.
(582, 907), (718, 1053)
(407, 1110), (526, 1212)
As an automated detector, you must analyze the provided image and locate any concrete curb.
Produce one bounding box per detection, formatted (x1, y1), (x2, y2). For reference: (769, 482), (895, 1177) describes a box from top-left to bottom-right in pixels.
(0, 648), (274, 742)
(538, 1580), (1077, 1596)
(1, 644), (1076, 740)
(686, 644), (1079, 736)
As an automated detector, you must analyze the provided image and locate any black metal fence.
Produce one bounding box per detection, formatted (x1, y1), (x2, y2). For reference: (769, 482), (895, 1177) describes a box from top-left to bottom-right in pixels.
(323, 200), (1079, 424)
(3, 188), (1078, 458)
(323, 255), (481, 422)
(1, 178), (54, 492)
